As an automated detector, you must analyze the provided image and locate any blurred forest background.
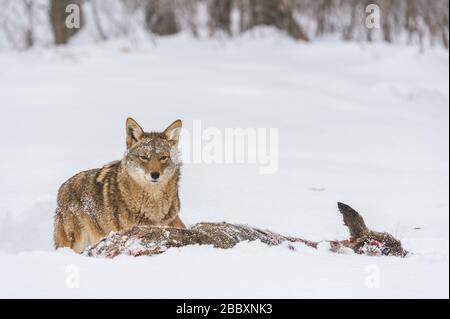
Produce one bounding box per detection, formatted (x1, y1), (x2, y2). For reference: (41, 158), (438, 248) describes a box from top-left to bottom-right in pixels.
(0, 0), (448, 50)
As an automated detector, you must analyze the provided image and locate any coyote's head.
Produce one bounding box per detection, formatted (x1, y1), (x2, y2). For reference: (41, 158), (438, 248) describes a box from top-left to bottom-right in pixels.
(123, 117), (182, 185)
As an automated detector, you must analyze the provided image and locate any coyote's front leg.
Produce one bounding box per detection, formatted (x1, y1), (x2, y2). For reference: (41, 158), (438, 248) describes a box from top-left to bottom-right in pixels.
(164, 198), (185, 228)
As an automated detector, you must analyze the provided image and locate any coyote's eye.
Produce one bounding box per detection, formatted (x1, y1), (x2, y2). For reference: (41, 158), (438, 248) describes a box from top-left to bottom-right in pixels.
(159, 156), (169, 162)
(139, 155), (148, 161)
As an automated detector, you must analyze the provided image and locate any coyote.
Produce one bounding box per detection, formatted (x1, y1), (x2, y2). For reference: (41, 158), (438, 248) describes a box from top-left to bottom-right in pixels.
(54, 118), (185, 253)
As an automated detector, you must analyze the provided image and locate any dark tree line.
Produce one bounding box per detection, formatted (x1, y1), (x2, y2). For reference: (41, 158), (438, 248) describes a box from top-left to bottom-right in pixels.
(1, 0), (448, 49)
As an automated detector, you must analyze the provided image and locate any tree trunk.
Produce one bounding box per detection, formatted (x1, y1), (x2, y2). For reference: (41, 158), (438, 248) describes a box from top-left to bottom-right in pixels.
(238, 0), (308, 41)
(207, 0), (233, 36)
(145, 0), (180, 36)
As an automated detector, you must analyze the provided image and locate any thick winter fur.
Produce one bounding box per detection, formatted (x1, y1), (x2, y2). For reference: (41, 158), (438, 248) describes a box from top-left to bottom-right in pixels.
(54, 118), (185, 253)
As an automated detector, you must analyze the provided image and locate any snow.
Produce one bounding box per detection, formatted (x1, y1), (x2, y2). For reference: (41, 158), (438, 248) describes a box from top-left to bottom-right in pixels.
(0, 31), (448, 298)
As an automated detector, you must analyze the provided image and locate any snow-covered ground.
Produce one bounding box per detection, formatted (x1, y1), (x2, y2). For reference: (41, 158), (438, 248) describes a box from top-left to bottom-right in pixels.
(0, 31), (448, 298)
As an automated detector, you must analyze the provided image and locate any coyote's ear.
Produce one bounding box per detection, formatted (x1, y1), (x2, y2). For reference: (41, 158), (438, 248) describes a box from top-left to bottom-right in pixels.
(163, 119), (182, 144)
(126, 117), (144, 149)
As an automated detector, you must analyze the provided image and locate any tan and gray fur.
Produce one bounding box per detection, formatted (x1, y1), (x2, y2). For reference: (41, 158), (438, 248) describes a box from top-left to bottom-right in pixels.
(54, 118), (185, 253)
(85, 202), (408, 258)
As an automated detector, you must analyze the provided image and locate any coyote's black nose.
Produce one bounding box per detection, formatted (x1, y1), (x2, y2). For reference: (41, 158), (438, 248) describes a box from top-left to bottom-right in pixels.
(150, 171), (160, 180)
